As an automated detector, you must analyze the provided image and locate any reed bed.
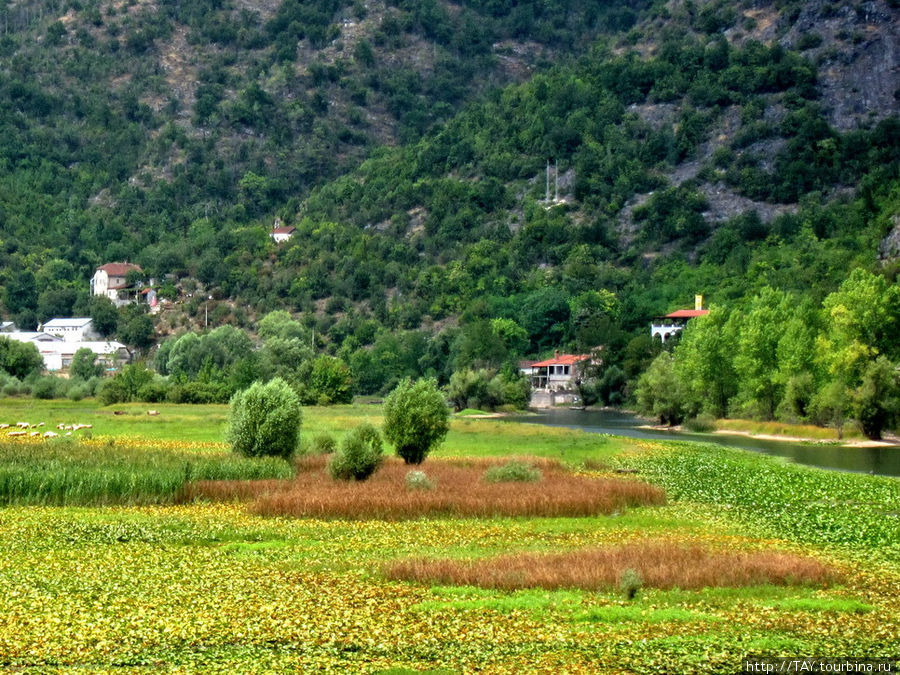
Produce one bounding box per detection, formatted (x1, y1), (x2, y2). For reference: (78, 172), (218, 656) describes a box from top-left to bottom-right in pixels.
(0, 439), (293, 505)
(384, 539), (840, 591)
(199, 455), (665, 520)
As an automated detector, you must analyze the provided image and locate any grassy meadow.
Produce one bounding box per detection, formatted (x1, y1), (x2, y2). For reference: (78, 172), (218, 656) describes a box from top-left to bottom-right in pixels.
(0, 399), (898, 673)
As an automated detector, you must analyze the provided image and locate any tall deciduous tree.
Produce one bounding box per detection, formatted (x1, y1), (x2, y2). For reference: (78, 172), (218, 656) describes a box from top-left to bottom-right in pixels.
(817, 268), (900, 385)
(635, 351), (690, 425)
(674, 305), (738, 418)
(851, 357), (900, 440)
(731, 288), (793, 420)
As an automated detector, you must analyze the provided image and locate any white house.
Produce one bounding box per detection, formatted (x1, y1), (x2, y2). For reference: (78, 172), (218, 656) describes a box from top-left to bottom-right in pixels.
(2, 332), (129, 373)
(40, 341), (131, 373)
(40, 318), (100, 342)
(271, 225), (297, 243)
(90, 262), (143, 307)
(650, 295), (709, 342)
(529, 352), (592, 392)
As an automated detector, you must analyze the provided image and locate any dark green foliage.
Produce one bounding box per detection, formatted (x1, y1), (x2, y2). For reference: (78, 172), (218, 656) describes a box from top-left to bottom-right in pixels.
(0, 337), (43, 379)
(228, 378), (302, 459)
(70, 348), (104, 381)
(89, 297), (119, 338)
(383, 378), (450, 464)
(635, 352), (689, 425)
(306, 355), (353, 405)
(0, 0), (896, 435)
(328, 422), (384, 481)
(852, 358), (900, 440)
(309, 433), (337, 455)
(446, 368), (529, 412)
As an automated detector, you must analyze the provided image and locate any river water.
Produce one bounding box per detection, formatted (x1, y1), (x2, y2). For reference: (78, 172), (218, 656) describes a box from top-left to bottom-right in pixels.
(505, 408), (900, 477)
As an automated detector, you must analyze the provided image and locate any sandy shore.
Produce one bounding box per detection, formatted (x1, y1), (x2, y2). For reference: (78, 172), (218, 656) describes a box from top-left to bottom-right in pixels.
(711, 429), (900, 448)
(637, 423), (900, 448)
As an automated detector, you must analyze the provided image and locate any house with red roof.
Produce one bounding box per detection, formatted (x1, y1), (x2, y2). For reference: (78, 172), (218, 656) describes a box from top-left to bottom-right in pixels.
(650, 295), (709, 342)
(528, 352), (592, 391)
(90, 262), (144, 307)
(270, 217), (297, 243)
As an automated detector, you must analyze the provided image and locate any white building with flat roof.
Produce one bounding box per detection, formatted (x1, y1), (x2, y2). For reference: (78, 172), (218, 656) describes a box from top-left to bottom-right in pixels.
(40, 318), (100, 342)
(2, 332), (129, 373)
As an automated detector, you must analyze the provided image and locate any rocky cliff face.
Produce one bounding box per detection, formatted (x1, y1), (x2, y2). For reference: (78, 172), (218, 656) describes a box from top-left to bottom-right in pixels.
(778, 0), (899, 130)
(879, 215), (900, 260)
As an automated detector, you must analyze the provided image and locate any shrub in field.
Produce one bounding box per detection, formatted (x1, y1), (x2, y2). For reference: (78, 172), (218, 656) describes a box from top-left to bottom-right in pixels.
(405, 469), (435, 491)
(619, 568), (642, 600)
(228, 378), (302, 459)
(32, 376), (63, 400)
(383, 378), (450, 464)
(137, 379), (169, 403)
(97, 377), (128, 405)
(309, 433), (337, 455)
(484, 460), (542, 483)
(329, 423), (384, 481)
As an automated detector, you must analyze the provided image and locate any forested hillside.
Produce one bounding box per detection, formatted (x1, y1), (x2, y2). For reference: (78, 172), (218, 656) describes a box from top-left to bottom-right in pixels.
(1, 0), (899, 428)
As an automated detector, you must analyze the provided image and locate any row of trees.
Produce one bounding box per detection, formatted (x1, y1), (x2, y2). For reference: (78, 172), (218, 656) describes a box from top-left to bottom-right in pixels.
(229, 376), (450, 478)
(635, 269), (900, 439)
(93, 310), (533, 411)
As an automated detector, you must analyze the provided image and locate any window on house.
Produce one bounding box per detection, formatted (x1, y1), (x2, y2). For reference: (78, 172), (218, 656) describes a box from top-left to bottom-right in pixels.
(563, 366), (570, 375)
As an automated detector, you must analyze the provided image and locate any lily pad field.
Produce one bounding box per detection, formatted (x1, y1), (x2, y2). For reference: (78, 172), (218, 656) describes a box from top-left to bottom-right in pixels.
(0, 400), (898, 673)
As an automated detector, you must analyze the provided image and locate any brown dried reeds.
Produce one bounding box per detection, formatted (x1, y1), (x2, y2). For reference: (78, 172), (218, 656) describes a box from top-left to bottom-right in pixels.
(384, 539), (840, 590)
(226, 455), (665, 520)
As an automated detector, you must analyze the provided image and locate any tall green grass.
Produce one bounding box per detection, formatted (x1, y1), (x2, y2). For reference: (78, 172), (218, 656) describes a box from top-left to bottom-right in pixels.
(0, 440), (293, 505)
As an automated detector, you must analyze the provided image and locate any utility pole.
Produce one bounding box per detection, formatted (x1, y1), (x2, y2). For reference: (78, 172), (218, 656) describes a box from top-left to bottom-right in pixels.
(545, 160), (550, 202)
(554, 161), (559, 202)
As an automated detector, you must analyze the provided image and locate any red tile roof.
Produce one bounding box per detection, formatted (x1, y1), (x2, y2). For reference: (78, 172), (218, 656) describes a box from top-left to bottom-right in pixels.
(98, 262), (142, 277)
(529, 354), (591, 368)
(272, 226), (297, 235)
(664, 309), (710, 318)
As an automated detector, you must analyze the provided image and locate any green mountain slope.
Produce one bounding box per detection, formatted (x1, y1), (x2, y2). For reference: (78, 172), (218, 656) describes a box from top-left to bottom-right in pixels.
(0, 0), (898, 406)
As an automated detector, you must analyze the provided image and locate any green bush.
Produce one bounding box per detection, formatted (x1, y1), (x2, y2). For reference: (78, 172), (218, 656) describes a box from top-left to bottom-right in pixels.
(309, 432), (337, 455)
(32, 376), (62, 400)
(67, 383), (90, 401)
(97, 377), (128, 405)
(405, 469), (435, 491)
(383, 378), (450, 465)
(328, 423), (383, 481)
(227, 378), (302, 459)
(619, 568), (642, 601)
(137, 380), (169, 403)
(484, 460), (542, 483)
